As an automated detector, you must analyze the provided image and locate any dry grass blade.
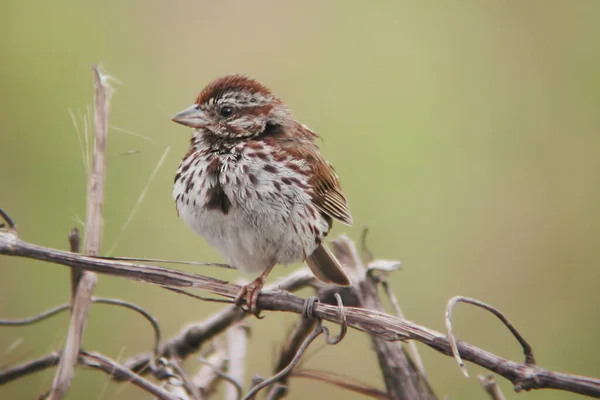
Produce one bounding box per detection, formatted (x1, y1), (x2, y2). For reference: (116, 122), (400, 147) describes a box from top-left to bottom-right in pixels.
(106, 146), (171, 256)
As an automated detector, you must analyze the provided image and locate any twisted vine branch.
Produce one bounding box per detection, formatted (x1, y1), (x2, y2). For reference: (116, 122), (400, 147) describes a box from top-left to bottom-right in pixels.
(1, 220), (599, 397)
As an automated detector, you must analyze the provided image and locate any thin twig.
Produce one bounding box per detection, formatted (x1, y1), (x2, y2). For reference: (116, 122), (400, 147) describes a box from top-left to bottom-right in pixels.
(197, 357), (244, 399)
(381, 280), (427, 378)
(254, 296), (346, 400)
(168, 358), (202, 400)
(153, 358), (190, 400)
(445, 296), (536, 377)
(272, 317), (318, 382)
(241, 324), (324, 400)
(193, 341), (227, 399)
(0, 298), (160, 357)
(266, 314), (317, 400)
(80, 351), (178, 400)
(122, 270), (314, 374)
(0, 353), (60, 385)
(0, 208), (16, 231)
(332, 236), (437, 400)
(478, 374), (506, 400)
(360, 226), (374, 263)
(91, 298), (161, 355)
(293, 369), (389, 399)
(0, 305), (72, 326)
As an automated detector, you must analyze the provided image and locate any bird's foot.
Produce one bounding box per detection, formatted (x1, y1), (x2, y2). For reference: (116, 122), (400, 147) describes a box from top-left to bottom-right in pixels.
(234, 276), (266, 316)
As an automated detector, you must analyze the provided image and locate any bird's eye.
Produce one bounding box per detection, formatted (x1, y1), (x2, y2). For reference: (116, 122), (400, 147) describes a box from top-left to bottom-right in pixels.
(219, 106), (234, 118)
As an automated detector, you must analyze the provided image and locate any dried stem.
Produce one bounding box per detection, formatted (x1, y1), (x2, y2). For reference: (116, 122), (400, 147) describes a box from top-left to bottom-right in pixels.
(83, 64), (112, 257)
(0, 353), (60, 385)
(168, 358), (202, 400)
(242, 324), (325, 400)
(479, 374), (506, 400)
(381, 280), (427, 378)
(331, 236), (437, 400)
(0, 298), (160, 355)
(48, 271), (96, 400)
(445, 296), (536, 378)
(47, 64), (113, 400)
(80, 351), (178, 400)
(122, 270), (313, 375)
(226, 322), (250, 400)
(197, 355), (243, 399)
(193, 341), (227, 399)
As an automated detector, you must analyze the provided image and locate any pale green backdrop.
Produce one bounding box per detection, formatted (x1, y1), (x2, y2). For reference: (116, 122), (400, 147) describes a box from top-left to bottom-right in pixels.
(1, 1), (599, 399)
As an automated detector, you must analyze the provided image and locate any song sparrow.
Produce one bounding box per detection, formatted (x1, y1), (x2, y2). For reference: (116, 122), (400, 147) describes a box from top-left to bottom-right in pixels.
(172, 75), (352, 314)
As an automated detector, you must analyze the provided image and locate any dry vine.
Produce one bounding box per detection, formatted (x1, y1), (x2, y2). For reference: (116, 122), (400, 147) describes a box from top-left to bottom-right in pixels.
(1, 67), (599, 399)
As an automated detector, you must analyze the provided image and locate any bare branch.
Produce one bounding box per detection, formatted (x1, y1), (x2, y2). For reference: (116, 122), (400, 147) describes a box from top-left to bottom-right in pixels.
(123, 270), (313, 376)
(0, 353), (60, 385)
(381, 279), (427, 379)
(242, 323), (324, 400)
(97, 255), (233, 269)
(80, 351), (178, 400)
(273, 317), (317, 382)
(331, 236), (437, 400)
(266, 308), (319, 400)
(1, 219), (599, 397)
(48, 271), (96, 400)
(445, 296), (536, 377)
(197, 356), (243, 399)
(226, 322), (249, 400)
(0, 209), (16, 231)
(479, 374), (506, 400)
(167, 358), (202, 400)
(193, 341), (227, 399)
(0, 297), (160, 355)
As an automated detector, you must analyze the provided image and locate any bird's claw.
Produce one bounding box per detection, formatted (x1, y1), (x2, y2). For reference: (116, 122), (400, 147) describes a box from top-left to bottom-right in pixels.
(234, 278), (266, 317)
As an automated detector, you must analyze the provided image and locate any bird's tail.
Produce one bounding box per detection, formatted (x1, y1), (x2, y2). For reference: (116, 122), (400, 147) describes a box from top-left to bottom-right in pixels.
(305, 243), (351, 286)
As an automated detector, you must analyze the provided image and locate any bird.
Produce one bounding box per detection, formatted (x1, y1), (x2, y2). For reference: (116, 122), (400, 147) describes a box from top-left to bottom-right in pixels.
(172, 74), (352, 314)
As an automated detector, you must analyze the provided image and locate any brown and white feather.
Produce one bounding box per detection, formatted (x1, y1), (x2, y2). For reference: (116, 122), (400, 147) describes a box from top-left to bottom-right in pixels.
(173, 75), (352, 288)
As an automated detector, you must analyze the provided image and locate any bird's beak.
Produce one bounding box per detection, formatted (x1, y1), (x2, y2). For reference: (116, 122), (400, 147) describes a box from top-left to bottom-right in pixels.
(171, 105), (209, 128)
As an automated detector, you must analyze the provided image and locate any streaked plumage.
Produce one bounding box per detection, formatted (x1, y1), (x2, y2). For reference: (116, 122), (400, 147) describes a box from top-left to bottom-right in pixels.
(172, 75), (352, 313)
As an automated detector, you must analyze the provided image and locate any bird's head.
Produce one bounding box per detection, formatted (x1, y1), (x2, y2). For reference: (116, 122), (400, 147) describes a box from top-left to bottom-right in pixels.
(172, 74), (291, 140)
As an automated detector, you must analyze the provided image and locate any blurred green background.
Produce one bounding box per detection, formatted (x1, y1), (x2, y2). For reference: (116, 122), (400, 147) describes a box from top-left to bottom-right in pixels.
(1, 1), (599, 399)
